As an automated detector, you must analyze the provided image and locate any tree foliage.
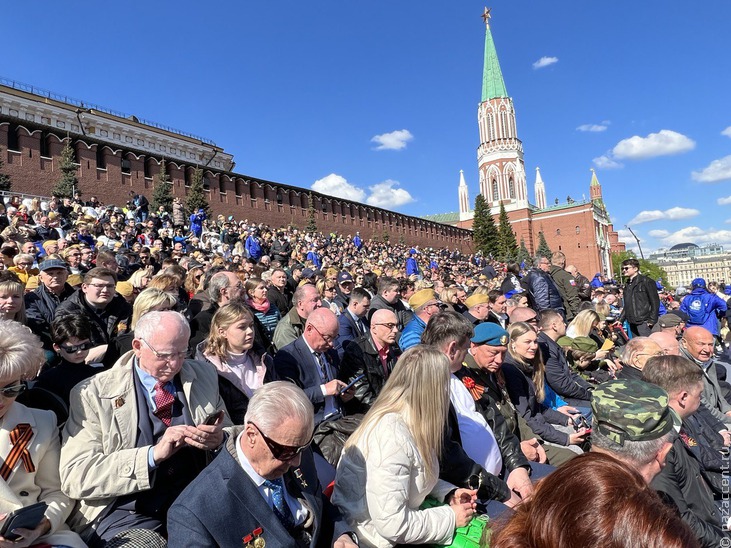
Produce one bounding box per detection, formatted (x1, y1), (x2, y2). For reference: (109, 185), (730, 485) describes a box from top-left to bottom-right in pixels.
(152, 159), (174, 212)
(51, 139), (78, 198)
(496, 202), (518, 261)
(0, 148), (11, 192)
(517, 237), (531, 266)
(472, 194), (498, 258)
(185, 167), (210, 217)
(536, 231), (552, 258)
(306, 192), (317, 232)
(611, 250), (669, 287)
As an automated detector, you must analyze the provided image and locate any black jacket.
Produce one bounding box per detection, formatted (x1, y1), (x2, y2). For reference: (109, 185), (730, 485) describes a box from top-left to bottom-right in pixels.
(338, 333), (401, 415)
(267, 285), (291, 316)
(270, 239), (292, 264)
(621, 273), (660, 325)
(454, 357), (530, 474)
(538, 332), (593, 402)
(651, 433), (726, 547)
(25, 282), (75, 349)
(502, 353), (571, 446)
(54, 289), (132, 351)
(368, 294), (413, 330)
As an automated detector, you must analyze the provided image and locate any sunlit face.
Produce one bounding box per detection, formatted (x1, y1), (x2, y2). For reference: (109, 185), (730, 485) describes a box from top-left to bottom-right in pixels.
(512, 330), (538, 361)
(297, 288), (322, 318)
(684, 382), (703, 417)
(472, 343), (506, 373)
(55, 336), (91, 364)
(82, 276), (116, 307)
(221, 315), (255, 354)
(382, 287), (399, 304)
(0, 287), (22, 320)
(682, 331), (715, 362)
(491, 296), (507, 314)
(351, 297), (370, 318)
(243, 418), (312, 480)
(39, 267), (68, 293)
(133, 329), (188, 383)
(249, 283), (268, 302)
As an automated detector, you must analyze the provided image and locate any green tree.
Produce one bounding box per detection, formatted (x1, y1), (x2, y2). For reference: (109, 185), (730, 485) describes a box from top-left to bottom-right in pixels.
(611, 250), (669, 287)
(152, 159), (174, 212)
(51, 139), (78, 198)
(398, 233), (406, 245)
(306, 192), (317, 232)
(536, 231), (552, 258)
(0, 148), (11, 192)
(382, 230), (390, 243)
(472, 194), (498, 258)
(517, 237), (531, 266)
(496, 202), (518, 261)
(185, 167), (210, 217)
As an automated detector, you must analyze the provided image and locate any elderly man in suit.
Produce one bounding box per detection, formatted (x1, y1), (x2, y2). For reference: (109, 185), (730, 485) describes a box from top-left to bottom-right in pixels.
(274, 308), (353, 425)
(60, 311), (232, 545)
(167, 382), (357, 547)
(335, 287), (371, 358)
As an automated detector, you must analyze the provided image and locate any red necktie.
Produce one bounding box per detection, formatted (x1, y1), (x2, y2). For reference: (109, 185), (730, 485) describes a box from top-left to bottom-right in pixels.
(154, 381), (174, 426)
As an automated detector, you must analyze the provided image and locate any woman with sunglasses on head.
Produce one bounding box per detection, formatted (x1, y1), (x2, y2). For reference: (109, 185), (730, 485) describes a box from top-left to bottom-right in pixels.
(0, 320), (86, 548)
(195, 301), (275, 424)
(333, 346), (477, 547)
(0, 272), (26, 324)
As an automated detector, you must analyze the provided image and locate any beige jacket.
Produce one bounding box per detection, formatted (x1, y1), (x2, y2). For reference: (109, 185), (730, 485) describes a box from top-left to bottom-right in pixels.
(59, 351), (232, 537)
(0, 403), (86, 548)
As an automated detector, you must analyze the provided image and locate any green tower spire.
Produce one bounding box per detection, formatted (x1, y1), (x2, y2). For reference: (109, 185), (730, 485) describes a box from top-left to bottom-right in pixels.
(481, 8), (508, 101)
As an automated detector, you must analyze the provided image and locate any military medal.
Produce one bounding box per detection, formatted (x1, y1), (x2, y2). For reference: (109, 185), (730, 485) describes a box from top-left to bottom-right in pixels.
(253, 527), (265, 548)
(294, 469), (308, 488)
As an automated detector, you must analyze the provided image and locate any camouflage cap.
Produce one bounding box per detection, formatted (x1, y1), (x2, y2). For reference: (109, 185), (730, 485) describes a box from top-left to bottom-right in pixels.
(571, 336), (598, 353)
(591, 379), (678, 446)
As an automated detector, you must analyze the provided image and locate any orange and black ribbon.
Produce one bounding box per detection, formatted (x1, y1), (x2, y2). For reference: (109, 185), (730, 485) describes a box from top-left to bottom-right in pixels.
(0, 423), (35, 481)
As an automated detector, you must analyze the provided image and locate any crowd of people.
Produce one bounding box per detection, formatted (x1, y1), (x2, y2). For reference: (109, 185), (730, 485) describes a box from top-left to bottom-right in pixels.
(0, 191), (729, 547)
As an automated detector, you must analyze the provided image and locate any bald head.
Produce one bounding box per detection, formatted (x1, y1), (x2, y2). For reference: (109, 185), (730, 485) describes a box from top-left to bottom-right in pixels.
(681, 326), (715, 362)
(303, 308), (339, 352)
(509, 306), (538, 328)
(371, 309), (398, 346)
(649, 331), (680, 356)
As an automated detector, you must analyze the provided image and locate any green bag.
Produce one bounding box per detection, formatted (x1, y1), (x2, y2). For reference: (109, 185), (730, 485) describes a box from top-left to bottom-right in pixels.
(420, 497), (490, 547)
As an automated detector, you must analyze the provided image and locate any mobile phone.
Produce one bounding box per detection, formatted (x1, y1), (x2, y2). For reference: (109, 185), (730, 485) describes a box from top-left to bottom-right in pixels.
(0, 502), (47, 541)
(339, 374), (365, 395)
(202, 410), (224, 426)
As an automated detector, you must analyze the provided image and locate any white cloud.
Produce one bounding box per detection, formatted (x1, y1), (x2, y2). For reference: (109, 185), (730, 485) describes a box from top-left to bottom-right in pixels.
(365, 179), (415, 208)
(370, 129), (414, 151)
(691, 155), (731, 183)
(593, 155), (623, 169)
(532, 56), (558, 69)
(612, 129), (695, 160)
(721, 127), (731, 138)
(616, 228), (633, 240)
(577, 123), (608, 132)
(311, 173), (366, 202)
(655, 226), (731, 247)
(718, 196), (731, 205)
(648, 229), (670, 238)
(628, 207), (700, 225)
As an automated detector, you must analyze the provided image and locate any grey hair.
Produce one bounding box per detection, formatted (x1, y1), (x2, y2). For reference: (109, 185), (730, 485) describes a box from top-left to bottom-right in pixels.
(134, 310), (190, 342)
(621, 337), (654, 365)
(244, 381), (314, 434)
(13, 253), (34, 265)
(208, 271), (233, 302)
(0, 320), (45, 380)
(591, 428), (676, 466)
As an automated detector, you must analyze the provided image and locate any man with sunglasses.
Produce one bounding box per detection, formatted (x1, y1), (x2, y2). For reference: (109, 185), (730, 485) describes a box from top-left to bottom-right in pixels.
(61, 311), (233, 545)
(619, 258), (660, 337)
(338, 309), (402, 415)
(168, 382), (356, 548)
(274, 308), (352, 425)
(399, 289), (445, 351)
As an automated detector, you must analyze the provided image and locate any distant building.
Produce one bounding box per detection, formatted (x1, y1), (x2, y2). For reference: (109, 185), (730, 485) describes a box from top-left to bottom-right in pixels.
(0, 79), (470, 250)
(423, 9), (625, 277)
(648, 243), (731, 288)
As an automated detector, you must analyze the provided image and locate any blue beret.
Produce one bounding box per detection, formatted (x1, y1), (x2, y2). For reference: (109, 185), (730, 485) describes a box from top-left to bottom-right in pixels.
(471, 323), (510, 346)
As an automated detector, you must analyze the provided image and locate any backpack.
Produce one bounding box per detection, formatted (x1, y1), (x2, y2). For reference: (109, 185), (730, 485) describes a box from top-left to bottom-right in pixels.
(686, 295), (708, 325)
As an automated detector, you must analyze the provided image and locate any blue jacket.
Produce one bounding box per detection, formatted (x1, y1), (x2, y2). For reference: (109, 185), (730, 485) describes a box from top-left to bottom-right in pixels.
(399, 314), (426, 352)
(680, 289), (727, 335)
(406, 256), (419, 276)
(245, 235), (262, 260)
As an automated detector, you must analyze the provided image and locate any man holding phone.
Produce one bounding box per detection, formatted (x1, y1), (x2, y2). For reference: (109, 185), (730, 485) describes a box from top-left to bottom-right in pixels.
(60, 311), (233, 545)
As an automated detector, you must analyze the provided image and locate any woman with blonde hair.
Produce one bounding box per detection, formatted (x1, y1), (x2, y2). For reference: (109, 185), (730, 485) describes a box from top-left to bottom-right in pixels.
(0, 320), (86, 547)
(333, 346), (476, 547)
(184, 266), (205, 299)
(9, 253), (38, 285)
(127, 265), (154, 296)
(0, 274), (26, 324)
(440, 286), (460, 312)
(317, 278), (340, 315)
(503, 321), (587, 453)
(566, 309), (601, 338)
(195, 301), (274, 424)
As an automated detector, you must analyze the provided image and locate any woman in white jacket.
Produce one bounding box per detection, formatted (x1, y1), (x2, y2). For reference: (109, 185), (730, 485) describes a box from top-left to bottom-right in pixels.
(332, 345), (476, 548)
(0, 320), (85, 548)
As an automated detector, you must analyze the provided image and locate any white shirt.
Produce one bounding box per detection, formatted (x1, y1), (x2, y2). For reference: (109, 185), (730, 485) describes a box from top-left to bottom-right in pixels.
(449, 375), (503, 476)
(235, 431), (307, 525)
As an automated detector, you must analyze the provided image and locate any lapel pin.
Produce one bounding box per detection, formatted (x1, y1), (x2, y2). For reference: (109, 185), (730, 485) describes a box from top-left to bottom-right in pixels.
(114, 397), (126, 408)
(294, 469), (308, 488)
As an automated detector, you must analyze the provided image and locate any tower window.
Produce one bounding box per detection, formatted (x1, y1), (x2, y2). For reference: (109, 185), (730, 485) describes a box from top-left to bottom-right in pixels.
(556, 229), (561, 236)
(575, 226), (580, 234)
(491, 179), (499, 201)
(508, 177), (515, 199)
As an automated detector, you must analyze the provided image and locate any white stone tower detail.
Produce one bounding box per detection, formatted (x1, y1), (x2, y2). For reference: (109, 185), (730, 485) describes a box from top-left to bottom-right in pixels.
(534, 166), (546, 210)
(458, 170), (471, 221)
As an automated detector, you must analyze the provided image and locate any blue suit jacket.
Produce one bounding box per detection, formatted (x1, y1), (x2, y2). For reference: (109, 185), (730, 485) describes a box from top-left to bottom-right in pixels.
(273, 337), (341, 424)
(168, 433), (349, 547)
(335, 312), (369, 359)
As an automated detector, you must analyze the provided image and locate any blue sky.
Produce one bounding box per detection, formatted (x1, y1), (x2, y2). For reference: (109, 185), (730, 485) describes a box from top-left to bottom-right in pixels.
(4, 1), (731, 253)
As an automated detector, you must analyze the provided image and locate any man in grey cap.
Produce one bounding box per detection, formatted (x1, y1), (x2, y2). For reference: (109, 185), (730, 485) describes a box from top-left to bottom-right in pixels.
(590, 378), (677, 483)
(652, 312), (687, 339)
(25, 257), (74, 350)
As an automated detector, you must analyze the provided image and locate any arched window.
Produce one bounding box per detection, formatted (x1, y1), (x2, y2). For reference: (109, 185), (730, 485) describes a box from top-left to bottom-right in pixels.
(491, 179), (499, 201)
(487, 114), (494, 140)
(508, 177), (515, 199)
(556, 228), (561, 236)
(500, 111), (507, 138)
(575, 225), (580, 234)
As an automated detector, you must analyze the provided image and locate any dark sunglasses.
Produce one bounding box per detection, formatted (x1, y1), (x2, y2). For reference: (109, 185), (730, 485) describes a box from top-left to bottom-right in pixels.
(60, 342), (94, 353)
(248, 421), (313, 461)
(0, 383), (26, 398)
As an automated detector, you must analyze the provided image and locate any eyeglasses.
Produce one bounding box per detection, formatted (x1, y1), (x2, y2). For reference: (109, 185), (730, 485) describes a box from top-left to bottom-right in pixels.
(0, 383), (26, 399)
(621, 266), (632, 271)
(374, 322), (398, 331)
(140, 339), (188, 363)
(87, 282), (115, 290)
(248, 421), (313, 461)
(310, 324), (335, 344)
(60, 342), (93, 353)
